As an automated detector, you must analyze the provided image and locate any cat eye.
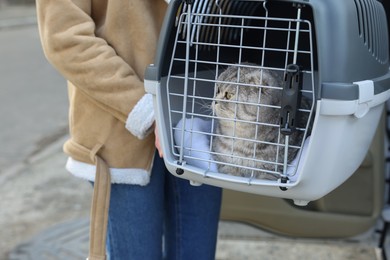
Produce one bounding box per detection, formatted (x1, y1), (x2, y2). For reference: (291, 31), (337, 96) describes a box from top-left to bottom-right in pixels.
(224, 92), (233, 99)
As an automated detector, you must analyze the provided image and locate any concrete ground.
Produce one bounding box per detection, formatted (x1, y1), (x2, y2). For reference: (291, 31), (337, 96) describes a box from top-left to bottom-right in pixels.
(0, 3), (384, 260)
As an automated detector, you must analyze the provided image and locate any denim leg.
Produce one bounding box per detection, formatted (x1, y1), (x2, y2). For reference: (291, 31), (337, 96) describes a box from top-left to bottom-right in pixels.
(164, 174), (222, 260)
(105, 152), (222, 260)
(107, 154), (166, 260)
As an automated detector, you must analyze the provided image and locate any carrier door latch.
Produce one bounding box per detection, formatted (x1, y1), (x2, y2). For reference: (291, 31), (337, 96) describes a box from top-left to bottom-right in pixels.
(280, 64), (303, 135)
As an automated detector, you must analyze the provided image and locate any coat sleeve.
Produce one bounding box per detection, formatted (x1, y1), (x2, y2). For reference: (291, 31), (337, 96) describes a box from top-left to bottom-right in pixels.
(36, 0), (147, 124)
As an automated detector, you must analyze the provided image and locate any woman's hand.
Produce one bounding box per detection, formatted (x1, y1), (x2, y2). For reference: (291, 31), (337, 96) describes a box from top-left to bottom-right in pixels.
(154, 122), (163, 158)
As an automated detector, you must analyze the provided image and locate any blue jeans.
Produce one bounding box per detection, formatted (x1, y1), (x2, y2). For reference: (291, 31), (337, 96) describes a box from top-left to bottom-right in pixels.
(106, 153), (222, 260)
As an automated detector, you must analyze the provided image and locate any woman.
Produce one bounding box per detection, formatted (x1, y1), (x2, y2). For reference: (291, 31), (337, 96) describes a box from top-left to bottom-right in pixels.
(36, 1), (222, 259)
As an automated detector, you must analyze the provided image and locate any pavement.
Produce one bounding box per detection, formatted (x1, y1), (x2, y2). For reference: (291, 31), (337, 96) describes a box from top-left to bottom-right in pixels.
(0, 3), (385, 260)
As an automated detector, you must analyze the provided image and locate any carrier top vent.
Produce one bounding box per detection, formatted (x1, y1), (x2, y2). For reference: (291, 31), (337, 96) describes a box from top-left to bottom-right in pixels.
(354, 0), (389, 64)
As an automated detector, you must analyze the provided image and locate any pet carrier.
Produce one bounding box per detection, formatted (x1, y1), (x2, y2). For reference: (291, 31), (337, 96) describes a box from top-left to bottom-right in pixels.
(145, 0), (390, 205)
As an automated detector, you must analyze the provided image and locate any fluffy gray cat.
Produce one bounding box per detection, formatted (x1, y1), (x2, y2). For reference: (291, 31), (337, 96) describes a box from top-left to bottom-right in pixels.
(211, 64), (309, 180)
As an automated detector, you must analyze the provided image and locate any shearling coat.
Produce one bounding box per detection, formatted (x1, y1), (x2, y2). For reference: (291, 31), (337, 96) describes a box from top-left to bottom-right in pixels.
(36, 0), (168, 183)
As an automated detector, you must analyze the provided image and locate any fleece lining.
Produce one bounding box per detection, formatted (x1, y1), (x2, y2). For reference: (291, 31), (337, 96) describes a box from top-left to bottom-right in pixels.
(126, 93), (155, 140)
(66, 157), (151, 185)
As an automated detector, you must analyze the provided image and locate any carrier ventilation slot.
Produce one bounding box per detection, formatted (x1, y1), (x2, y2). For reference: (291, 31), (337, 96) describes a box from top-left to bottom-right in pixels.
(178, 0), (262, 47)
(354, 0), (389, 63)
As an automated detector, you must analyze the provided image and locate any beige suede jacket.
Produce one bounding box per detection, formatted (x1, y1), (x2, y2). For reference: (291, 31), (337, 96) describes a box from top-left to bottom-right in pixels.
(36, 0), (167, 184)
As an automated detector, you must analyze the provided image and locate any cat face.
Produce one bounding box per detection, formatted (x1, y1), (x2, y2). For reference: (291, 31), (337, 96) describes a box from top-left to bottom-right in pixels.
(213, 83), (258, 120)
(212, 65), (281, 122)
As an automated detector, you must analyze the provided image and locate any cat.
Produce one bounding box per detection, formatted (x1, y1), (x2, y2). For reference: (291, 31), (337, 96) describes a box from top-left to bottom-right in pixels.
(211, 63), (310, 180)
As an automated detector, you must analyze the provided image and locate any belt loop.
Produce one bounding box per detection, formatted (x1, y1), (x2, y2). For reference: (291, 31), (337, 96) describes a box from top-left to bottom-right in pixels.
(90, 142), (104, 163)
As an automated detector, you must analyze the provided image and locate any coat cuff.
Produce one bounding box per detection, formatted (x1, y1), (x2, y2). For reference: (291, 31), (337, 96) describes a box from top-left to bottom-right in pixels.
(66, 157), (151, 185)
(126, 93), (155, 139)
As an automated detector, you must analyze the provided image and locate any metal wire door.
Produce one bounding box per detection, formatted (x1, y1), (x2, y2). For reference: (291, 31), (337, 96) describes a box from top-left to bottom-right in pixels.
(166, 0), (315, 187)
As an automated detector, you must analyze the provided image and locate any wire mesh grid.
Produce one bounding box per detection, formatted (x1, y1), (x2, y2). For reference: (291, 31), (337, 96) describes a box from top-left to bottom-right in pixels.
(166, 1), (315, 186)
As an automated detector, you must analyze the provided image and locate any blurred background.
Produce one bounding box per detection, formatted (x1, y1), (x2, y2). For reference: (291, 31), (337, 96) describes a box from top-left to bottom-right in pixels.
(0, 0), (34, 5)
(0, 1), (93, 259)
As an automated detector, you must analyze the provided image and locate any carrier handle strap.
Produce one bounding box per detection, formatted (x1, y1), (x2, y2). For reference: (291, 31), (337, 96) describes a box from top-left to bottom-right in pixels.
(87, 154), (111, 260)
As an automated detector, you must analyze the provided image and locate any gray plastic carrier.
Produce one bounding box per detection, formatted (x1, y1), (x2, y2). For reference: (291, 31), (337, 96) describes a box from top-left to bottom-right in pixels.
(145, 0), (390, 205)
